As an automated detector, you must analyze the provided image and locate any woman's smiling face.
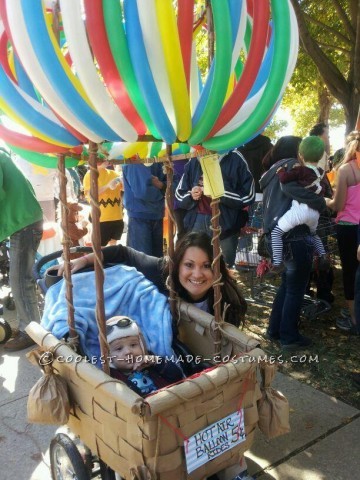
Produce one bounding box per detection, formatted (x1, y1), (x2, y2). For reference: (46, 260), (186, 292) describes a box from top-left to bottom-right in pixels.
(179, 246), (214, 301)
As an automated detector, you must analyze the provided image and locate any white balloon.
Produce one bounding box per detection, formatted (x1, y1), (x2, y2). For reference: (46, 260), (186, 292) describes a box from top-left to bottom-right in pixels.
(137, 0), (176, 131)
(59, 0), (138, 142)
(6, 0), (102, 142)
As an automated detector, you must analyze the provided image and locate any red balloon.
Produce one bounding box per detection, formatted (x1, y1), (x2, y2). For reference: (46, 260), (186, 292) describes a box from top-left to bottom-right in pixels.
(84, 0), (146, 135)
(0, 123), (73, 153)
(177, 0), (194, 92)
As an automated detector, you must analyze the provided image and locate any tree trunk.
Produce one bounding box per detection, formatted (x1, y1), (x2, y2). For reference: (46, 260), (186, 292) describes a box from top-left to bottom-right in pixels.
(317, 85), (332, 124)
(346, 90), (360, 131)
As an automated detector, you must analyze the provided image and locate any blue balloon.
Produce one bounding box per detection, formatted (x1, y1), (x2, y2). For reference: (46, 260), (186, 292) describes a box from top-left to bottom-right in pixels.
(228, 0), (243, 45)
(14, 54), (38, 101)
(0, 65), (80, 146)
(124, 0), (176, 144)
(20, 0), (121, 141)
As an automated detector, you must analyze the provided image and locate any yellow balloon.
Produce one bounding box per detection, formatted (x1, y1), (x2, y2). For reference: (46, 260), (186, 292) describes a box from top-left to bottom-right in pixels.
(123, 142), (149, 159)
(155, 0), (191, 142)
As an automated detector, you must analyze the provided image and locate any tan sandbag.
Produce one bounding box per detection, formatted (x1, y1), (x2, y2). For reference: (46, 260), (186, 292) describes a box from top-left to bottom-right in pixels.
(27, 348), (71, 425)
(27, 371), (70, 425)
(257, 363), (290, 439)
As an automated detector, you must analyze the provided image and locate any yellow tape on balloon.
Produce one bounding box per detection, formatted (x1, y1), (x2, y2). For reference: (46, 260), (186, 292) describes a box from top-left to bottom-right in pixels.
(155, 0), (191, 142)
(0, 98), (73, 148)
(44, 12), (94, 109)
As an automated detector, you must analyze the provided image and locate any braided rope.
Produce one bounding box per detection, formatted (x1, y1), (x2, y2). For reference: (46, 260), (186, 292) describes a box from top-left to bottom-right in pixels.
(57, 155), (78, 345)
(210, 198), (223, 353)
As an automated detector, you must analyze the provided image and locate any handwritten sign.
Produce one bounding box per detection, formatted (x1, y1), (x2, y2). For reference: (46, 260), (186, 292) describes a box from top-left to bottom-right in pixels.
(185, 410), (246, 474)
(199, 154), (225, 199)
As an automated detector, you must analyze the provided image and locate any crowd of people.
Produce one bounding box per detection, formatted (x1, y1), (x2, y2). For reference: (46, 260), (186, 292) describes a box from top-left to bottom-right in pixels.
(2, 125), (359, 353)
(1, 124), (359, 479)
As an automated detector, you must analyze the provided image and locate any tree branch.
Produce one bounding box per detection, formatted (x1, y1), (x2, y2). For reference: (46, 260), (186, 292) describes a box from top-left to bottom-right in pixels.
(353, 0), (360, 95)
(317, 42), (351, 55)
(290, 0), (351, 105)
(331, 0), (355, 40)
(303, 12), (351, 46)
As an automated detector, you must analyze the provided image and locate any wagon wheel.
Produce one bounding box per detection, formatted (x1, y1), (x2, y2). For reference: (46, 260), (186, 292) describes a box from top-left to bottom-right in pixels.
(50, 433), (91, 480)
(99, 460), (117, 480)
(0, 318), (12, 344)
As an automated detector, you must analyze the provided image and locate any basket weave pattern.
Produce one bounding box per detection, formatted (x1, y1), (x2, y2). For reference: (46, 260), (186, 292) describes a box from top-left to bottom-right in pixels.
(27, 302), (264, 480)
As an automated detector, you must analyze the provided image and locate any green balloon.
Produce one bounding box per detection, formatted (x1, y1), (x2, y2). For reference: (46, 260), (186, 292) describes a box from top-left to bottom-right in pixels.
(102, 0), (160, 138)
(179, 143), (190, 154)
(244, 18), (252, 52)
(203, 0), (291, 151)
(188, 0), (233, 145)
(235, 58), (244, 81)
(150, 142), (163, 157)
(9, 145), (79, 168)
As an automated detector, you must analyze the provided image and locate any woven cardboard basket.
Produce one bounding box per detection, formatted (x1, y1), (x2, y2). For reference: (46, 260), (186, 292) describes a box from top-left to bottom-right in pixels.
(27, 301), (264, 480)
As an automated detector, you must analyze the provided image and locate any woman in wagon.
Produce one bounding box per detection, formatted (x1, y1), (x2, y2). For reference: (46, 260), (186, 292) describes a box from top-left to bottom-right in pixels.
(58, 231), (247, 328)
(57, 231), (253, 479)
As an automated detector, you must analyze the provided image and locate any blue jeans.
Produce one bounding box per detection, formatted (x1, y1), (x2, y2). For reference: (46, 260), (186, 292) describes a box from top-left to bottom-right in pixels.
(127, 217), (163, 257)
(192, 213), (238, 267)
(9, 221), (43, 332)
(268, 236), (314, 345)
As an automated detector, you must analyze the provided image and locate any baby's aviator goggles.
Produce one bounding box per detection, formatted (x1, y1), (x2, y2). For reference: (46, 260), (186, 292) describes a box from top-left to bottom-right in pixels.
(106, 316), (133, 336)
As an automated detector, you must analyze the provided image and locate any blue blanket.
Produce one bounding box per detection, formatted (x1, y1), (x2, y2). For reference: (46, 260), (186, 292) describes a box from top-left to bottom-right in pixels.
(41, 264), (174, 366)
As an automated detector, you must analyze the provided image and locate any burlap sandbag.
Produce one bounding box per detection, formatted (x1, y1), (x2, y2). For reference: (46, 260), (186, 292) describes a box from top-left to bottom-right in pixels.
(257, 363), (290, 439)
(27, 348), (70, 425)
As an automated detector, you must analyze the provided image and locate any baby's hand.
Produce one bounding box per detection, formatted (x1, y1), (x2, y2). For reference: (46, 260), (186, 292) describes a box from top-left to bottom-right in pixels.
(132, 355), (156, 371)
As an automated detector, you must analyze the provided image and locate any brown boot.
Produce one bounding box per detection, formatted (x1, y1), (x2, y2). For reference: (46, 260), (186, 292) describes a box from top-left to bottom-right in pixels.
(4, 331), (35, 351)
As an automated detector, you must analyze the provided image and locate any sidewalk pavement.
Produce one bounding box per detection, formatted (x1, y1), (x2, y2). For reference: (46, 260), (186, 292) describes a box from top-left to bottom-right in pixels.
(1, 302), (359, 480)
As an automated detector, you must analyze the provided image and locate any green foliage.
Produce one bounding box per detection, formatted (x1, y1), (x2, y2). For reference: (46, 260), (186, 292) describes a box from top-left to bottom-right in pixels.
(286, 0), (358, 131)
(263, 119), (289, 142)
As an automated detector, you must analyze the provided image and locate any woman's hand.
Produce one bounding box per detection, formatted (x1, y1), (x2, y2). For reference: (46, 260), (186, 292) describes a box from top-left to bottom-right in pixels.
(56, 255), (90, 276)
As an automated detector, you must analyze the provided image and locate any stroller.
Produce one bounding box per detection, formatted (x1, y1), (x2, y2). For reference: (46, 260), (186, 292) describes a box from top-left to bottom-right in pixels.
(29, 249), (269, 480)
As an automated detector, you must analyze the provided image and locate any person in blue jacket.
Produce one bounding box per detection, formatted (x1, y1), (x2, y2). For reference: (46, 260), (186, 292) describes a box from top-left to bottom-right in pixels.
(175, 150), (255, 267)
(122, 157), (166, 257)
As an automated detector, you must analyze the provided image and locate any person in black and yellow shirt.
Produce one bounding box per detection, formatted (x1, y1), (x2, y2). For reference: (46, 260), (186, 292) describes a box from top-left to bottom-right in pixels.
(83, 160), (123, 246)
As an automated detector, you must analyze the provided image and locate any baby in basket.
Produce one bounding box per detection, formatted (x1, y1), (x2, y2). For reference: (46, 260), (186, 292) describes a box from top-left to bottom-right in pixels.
(107, 316), (185, 396)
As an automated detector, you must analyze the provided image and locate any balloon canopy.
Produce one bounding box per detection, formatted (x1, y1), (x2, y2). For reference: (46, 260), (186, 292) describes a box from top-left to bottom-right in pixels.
(0, 0), (299, 161)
